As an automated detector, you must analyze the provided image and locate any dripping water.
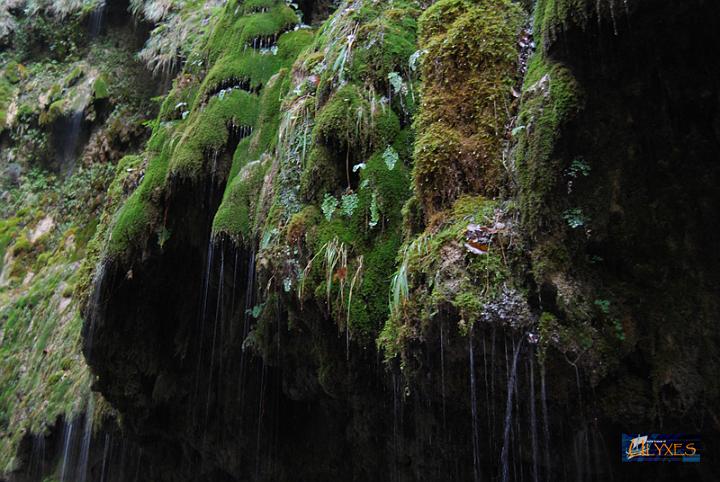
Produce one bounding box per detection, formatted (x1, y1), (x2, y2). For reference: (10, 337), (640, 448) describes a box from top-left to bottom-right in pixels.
(540, 364), (551, 482)
(482, 335), (491, 451)
(573, 424), (592, 482)
(59, 111), (83, 174)
(26, 435), (46, 479)
(100, 433), (111, 482)
(469, 332), (481, 482)
(512, 339), (523, 482)
(501, 337), (524, 482)
(574, 363), (583, 406)
(529, 356), (539, 482)
(134, 450), (143, 482)
(490, 328), (496, 447)
(609, 0), (618, 35)
(88, 1), (106, 38)
(391, 372), (401, 482)
(203, 241), (225, 442)
(77, 397), (95, 482)
(229, 248), (240, 336)
(59, 421), (75, 482)
(192, 239), (215, 424)
(440, 320), (447, 432)
(346, 315), (350, 362)
(255, 362), (268, 481)
(238, 246), (256, 412)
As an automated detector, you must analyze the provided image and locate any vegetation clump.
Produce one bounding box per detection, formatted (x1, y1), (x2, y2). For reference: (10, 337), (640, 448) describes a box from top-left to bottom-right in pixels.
(414, 0), (524, 215)
(378, 196), (512, 360)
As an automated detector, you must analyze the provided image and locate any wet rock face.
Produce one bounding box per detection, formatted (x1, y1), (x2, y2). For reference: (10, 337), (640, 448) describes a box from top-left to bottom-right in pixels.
(77, 2), (720, 482)
(11, 413), (144, 482)
(519, 0), (720, 479)
(540, 0), (720, 422)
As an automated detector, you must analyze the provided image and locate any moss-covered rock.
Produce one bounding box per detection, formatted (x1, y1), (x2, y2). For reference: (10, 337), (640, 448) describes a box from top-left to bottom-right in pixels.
(413, 0), (524, 215)
(378, 195), (514, 360)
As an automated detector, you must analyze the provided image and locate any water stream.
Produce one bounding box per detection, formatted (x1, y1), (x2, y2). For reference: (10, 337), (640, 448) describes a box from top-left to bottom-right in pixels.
(529, 356), (540, 482)
(88, 1), (106, 38)
(59, 111), (84, 174)
(469, 333), (481, 482)
(59, 421), (75, 482)
(500, 337), (524, 482)
(77, 397), (95, 482)
(540, 364), (551, 481)
(440, 320), (447, 432)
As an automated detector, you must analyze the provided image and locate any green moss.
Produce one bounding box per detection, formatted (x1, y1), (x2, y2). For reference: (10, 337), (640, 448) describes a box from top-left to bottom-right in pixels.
(347, 5), (420, 87)
(315, 84), (399, 159)
(200, 29), (313, 104)
(378, 196), (508, 359)
(107, 191), (152, 254)
(104, 0), (313, 256)
(0, 77), (15, 127)
(213, 159), (269, 240)
(207, 3), (298, 62)
(75, 154), (145, 300)
(158, 75), (200, 121)
(346, 232), (403, 338)
(242, 0), (277, 14)
(0, 249), (92, 471)
(3, 61), (25, 84)
(413, 123), (465, 213)
(213, 66), (302, 241)
(300, 146), (342, 202)
(39, 98), (66, 126)
(245, 1), (422, 351)
(314, 84), (367, 149)
(514, 55), (582, 242)
(296, 140), (411, 342)
(285, 205), (322, 245)
(92, 74), (109, 100)
(413, 0), (524, 215)
(251, 68), (293, 158)
(63, 65), (84, 87)
(169, 89), (258, 178)
(107, 132), (171, 256)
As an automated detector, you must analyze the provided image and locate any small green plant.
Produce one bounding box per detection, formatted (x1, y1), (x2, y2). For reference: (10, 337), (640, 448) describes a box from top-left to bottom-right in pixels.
(346, 255), (364, 332)
(594, 299), (611, 314)
(247, 303), (265, 319)
(321, 194), (338, 220)
(382, 145), (399, 170)
(388, 72), (403, 94)
(566, 158), (591, 178)
(341, 192), (359, 217)
(369, 192), (380, 228)
(389, 235), (429, 317)
(408, 49), (425, 72)
(612, 318), (625, 341)
(157, 226), (171, 249)
(562, 208), (585, 229)
(324, 238), (347, 303)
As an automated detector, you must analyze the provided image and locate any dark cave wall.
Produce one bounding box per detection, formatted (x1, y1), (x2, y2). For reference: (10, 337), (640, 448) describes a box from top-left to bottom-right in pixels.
(522, 0), (720, 428)
(513, 0), (720, 478)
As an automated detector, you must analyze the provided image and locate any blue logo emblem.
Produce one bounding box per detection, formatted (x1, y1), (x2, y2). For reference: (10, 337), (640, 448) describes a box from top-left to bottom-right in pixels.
(622, 434), (701, 463)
